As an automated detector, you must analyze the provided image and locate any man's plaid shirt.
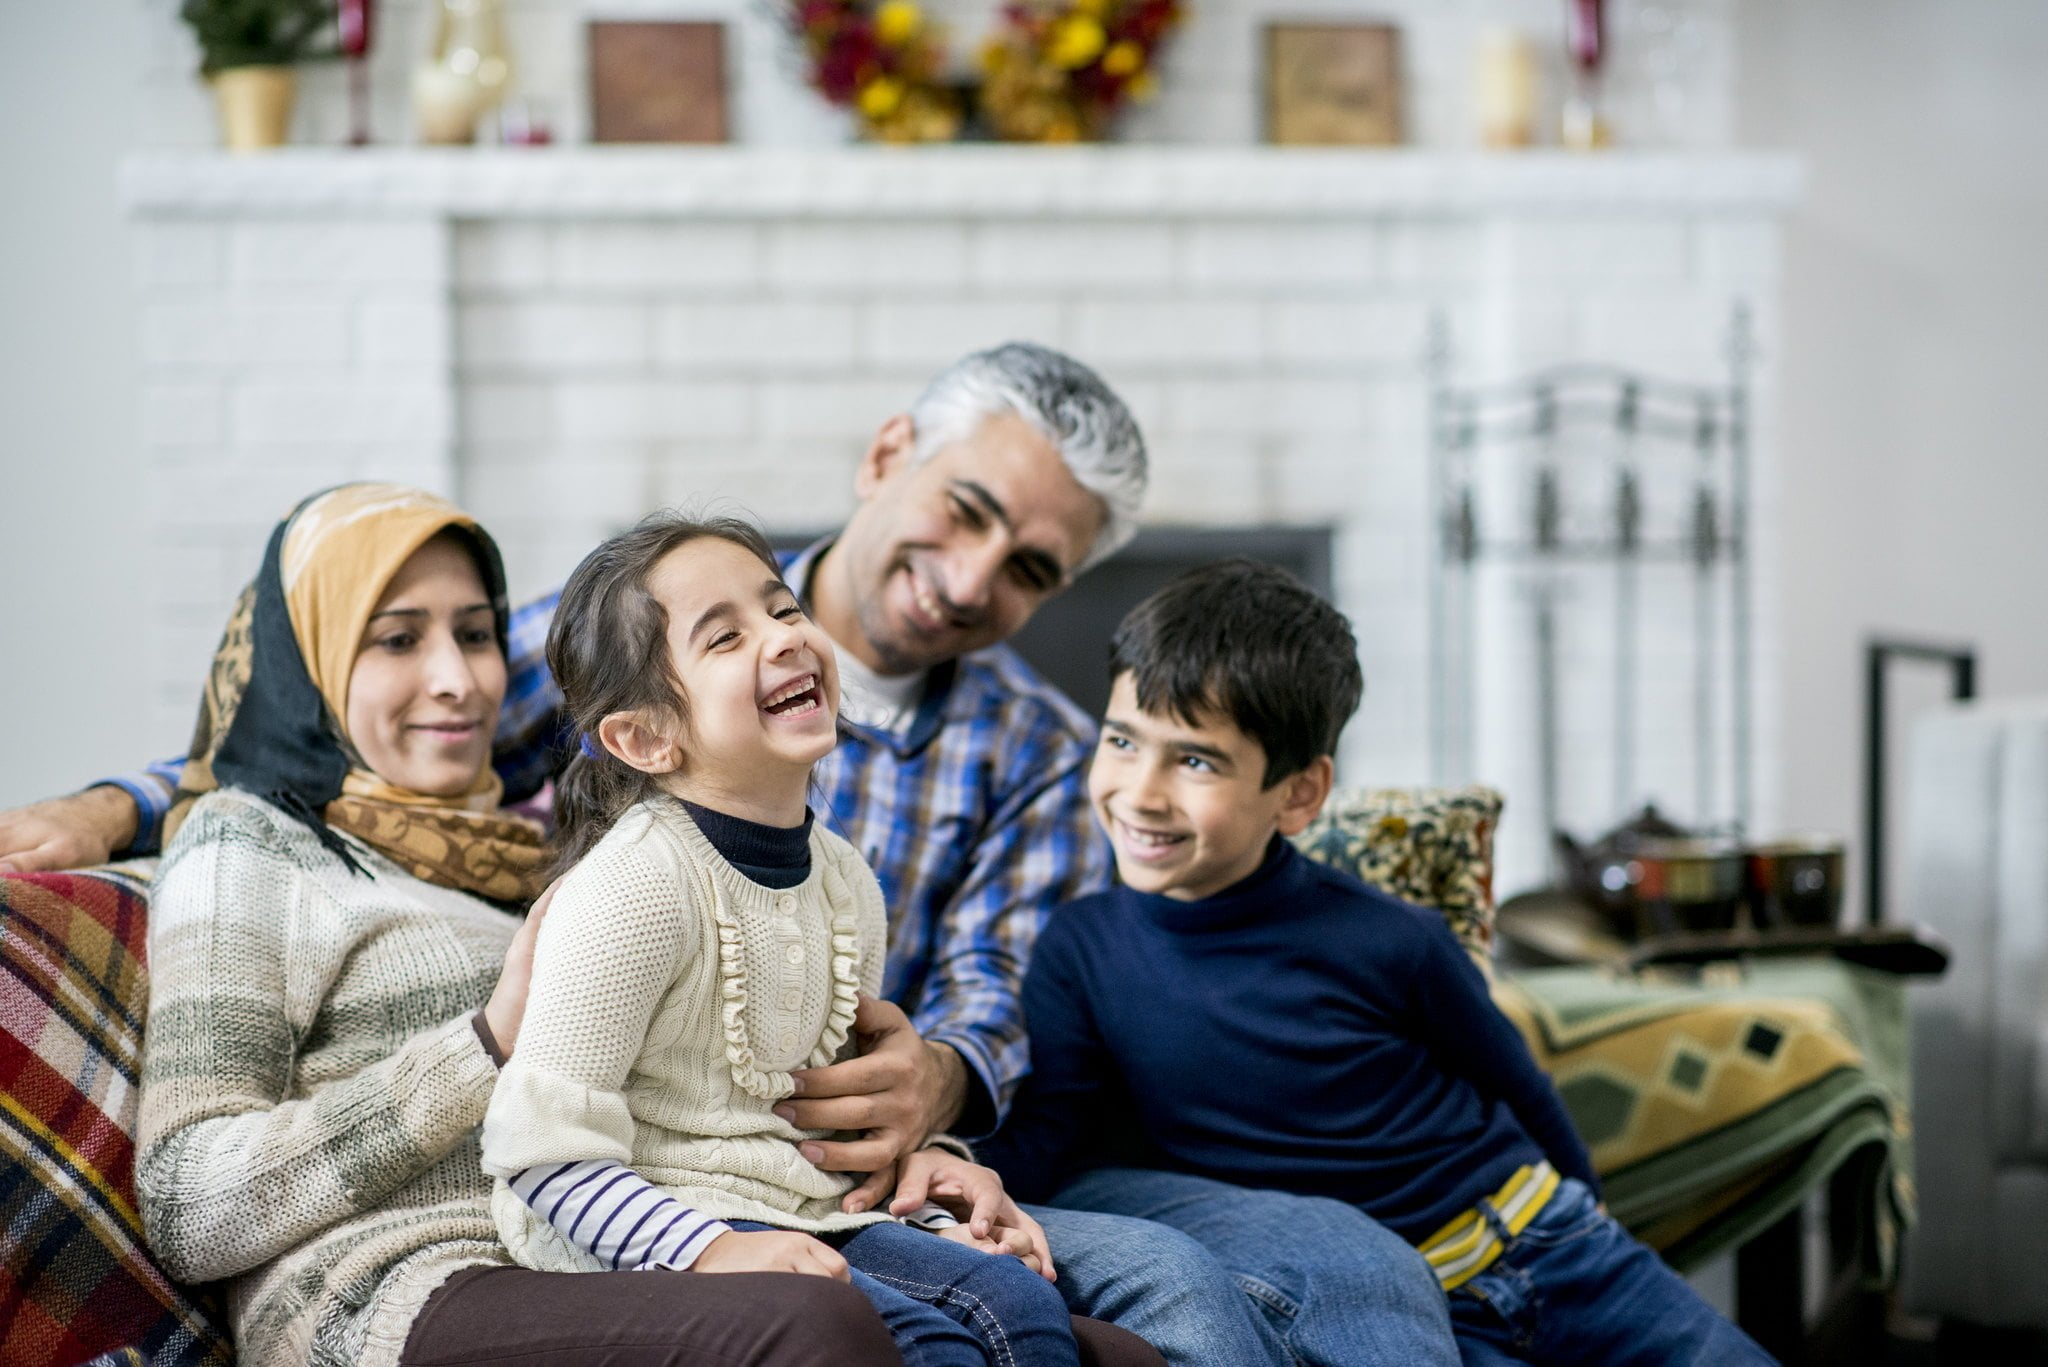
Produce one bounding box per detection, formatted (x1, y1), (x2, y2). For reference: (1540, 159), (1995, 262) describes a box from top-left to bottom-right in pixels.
(111, 541), (1112, 1131)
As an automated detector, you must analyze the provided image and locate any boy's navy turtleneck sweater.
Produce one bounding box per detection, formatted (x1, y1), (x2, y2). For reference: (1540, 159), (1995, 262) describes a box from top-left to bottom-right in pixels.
(981, 836), (1597, 1244)
(682, 800), (811, 889)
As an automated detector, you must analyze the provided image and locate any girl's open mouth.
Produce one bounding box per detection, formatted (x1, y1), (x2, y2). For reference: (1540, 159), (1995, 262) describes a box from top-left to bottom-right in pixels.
(761, 674), (822, 717)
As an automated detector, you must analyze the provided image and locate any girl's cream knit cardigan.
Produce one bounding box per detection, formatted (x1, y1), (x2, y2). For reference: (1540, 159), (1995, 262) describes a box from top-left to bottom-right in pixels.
(481, 795), (901, 1270)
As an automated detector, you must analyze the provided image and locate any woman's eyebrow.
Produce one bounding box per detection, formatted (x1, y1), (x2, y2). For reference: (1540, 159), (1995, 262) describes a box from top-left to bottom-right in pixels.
(368, 602), (493, 623)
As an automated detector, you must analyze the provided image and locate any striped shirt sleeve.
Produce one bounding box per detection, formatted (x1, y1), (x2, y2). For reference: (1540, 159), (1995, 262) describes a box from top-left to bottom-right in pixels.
(94, 758), (184, 856)
(509, 1160), (732, 1271)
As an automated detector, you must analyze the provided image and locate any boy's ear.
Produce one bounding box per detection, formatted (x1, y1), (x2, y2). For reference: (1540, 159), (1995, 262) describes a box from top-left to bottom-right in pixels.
(854, 414), (917, 499)
(597, 711), (683, 777)
(1272, 755), (1335, 838)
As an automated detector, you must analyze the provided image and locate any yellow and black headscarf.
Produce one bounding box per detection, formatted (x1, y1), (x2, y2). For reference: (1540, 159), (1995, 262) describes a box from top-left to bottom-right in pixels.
(164, 483), (546, 903)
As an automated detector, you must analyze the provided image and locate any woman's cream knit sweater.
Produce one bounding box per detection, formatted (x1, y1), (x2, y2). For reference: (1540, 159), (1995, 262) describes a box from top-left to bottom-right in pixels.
(480, 795), (895, 1270)
(138, 790), (519, 1367)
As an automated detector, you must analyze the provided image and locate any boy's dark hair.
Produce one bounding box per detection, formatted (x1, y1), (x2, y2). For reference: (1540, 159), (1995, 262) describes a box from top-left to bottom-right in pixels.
(1108, 559), (1363, 787)
(544, 510), (784, 880)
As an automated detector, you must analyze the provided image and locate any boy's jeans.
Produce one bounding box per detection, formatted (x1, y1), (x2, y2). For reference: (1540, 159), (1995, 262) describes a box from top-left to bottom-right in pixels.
(1048, 1167), (1461, 1367)
(1445, 1177), (1775, 1366)
(1027, 1202), (1285, 1367)
(732, 1219), (1078, 1367)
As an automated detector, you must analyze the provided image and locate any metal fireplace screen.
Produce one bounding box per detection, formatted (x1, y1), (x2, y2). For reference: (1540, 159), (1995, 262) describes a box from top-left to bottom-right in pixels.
(1429, 312), (1754, 841)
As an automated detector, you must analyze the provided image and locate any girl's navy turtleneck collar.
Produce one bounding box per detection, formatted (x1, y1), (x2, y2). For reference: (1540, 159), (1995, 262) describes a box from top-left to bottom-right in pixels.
(682, 800), (813, 889)
(1116, 834), (1311, 930)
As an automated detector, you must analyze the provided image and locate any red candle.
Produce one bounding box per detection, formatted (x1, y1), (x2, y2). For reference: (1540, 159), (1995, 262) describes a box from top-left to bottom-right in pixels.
(340, 0), (374, 59)
(1567, 0), (1603, 74)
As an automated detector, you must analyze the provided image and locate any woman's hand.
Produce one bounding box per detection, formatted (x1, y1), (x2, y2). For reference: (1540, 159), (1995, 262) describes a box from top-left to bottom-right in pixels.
(691, 1229), (850, 1281)
(889, 1147), (1055, 1282)
(480, 878), (557, 1059)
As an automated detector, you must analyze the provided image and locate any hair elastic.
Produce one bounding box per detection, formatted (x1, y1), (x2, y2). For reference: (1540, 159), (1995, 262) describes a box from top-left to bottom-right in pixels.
(578, 732), (603, 761)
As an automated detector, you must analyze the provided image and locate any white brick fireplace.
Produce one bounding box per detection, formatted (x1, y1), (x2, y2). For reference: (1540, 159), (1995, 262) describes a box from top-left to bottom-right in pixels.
(123, 147), (1797, 891)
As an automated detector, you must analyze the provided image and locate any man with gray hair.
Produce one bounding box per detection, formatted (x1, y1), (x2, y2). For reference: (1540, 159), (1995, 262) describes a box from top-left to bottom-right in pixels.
(1, 341), (1453, 1366)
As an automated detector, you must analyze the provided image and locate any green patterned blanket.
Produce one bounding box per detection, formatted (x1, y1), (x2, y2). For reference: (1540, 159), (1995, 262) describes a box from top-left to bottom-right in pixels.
(1497, 960), (1912, 1279)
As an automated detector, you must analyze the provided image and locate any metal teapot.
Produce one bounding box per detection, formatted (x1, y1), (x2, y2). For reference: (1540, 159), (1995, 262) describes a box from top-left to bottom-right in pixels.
(1552, 803), (1685, 925)
(1553, 804), (1748, 938)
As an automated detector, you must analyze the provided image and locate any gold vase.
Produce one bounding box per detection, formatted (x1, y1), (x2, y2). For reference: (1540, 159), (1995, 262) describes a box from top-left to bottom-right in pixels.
(210, 66), (298, 152)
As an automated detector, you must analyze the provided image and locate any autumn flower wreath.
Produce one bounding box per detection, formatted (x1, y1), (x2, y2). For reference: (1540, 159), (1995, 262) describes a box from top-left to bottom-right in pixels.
(785, 0), (1184, 143)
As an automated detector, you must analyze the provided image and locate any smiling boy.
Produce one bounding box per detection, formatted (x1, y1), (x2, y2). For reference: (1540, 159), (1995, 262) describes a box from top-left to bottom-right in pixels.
(983, 560), (1773, 1366)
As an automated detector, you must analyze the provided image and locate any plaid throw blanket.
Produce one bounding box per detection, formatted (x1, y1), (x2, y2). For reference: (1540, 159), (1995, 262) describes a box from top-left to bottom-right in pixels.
(0, 867), (230, 1367)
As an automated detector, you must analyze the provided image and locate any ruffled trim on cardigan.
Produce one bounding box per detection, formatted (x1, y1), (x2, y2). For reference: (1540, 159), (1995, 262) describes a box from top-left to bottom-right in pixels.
(667, 801), (865, 1102)
(807, 855), (865, 1073)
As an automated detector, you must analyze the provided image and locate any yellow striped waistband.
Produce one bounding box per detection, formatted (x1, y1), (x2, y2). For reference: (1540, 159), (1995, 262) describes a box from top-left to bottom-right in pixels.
(1416, 1161), (1562, 1291)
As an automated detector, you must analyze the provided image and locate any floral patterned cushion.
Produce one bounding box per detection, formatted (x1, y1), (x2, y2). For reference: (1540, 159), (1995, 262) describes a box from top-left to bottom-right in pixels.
(1291, 786), (1504, 961)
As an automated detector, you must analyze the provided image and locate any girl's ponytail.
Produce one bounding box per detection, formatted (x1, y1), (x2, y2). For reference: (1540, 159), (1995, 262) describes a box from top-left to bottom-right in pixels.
(547, 748), (649, 882)
(543, 511), (785, 881)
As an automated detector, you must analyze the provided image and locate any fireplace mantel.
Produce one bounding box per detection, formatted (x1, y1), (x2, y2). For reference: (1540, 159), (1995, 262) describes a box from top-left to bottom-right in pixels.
(121, 148), (1800, 219)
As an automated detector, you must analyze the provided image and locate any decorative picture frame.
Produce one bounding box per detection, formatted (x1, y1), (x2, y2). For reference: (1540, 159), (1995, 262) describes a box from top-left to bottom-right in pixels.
(588, 21), (729, 143)
(1263, 22), (1402, 146)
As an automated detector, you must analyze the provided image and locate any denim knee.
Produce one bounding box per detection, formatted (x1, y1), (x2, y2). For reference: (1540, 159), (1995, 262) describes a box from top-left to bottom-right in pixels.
(950, 1246), (1071, 1320)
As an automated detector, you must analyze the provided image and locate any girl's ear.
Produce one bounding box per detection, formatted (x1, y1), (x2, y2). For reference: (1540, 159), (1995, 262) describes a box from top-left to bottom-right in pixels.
(1273, 755), (1336, 838)
(854, 414), (917, 499)
(597, 711), (683, 776)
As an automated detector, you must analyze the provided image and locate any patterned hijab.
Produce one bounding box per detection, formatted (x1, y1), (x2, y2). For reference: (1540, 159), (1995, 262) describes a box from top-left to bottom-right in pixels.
(164, 483), (546, 904)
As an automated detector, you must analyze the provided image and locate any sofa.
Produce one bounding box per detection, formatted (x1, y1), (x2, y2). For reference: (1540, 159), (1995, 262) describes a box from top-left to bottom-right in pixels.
(1901, 698), (2048, 1330)
(1, 786), (1912, 1365)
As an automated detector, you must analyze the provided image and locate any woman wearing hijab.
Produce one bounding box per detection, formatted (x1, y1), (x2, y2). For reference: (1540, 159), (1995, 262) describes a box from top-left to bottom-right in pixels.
(137, 484), (900, 1367)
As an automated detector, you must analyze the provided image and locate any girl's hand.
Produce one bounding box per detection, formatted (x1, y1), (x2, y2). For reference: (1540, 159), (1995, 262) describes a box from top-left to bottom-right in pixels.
(691, 1229), (850, 1281)
(481, 878), (558, 1059)
(888, 1148), (1055, 1282)
(933, 1220), (1045, 1275)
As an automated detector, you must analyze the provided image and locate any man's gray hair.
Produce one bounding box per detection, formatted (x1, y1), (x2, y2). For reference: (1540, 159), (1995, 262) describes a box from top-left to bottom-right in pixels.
(907, 342), (1147, 573)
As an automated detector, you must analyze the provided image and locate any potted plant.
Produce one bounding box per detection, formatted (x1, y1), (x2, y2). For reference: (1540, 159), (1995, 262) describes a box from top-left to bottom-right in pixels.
(180, 0), (340, 151)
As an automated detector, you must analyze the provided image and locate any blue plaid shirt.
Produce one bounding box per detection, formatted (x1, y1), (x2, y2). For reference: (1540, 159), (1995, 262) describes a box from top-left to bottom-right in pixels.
(109, 542), (1111, 1130)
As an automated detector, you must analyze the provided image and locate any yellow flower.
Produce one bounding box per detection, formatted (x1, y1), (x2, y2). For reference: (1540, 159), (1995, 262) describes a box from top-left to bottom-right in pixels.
(1047, 14), (1106, 69)
(1127, 69), (1159, 101)
(874, 0), (922, 48)
(858, 76), (906, 120)
(1101, 39), (1143, 76)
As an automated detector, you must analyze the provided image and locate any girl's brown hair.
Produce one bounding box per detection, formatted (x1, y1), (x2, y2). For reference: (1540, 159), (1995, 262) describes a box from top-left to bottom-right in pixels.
(544, 511), (784, 879)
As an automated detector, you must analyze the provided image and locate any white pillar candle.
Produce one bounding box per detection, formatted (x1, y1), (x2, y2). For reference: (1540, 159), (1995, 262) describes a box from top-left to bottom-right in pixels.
(1476, 27), (1539, 149)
